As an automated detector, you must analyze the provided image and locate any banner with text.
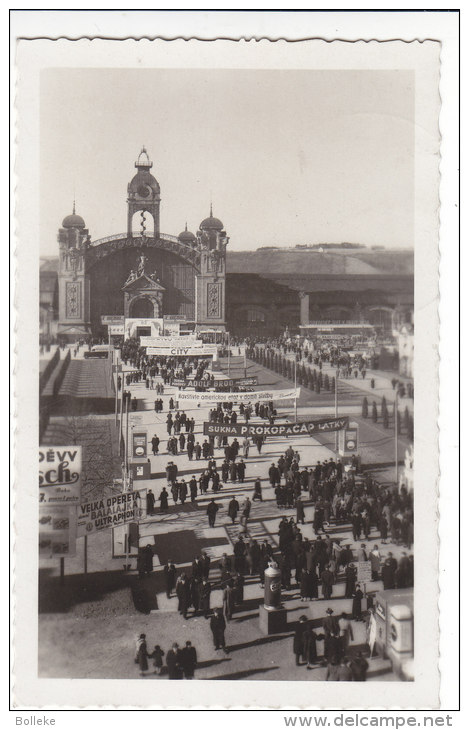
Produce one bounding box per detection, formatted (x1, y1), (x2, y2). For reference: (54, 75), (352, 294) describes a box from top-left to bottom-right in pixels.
(77, 490), (147, 536)
(173, 376), (258, 388)
(140, 335), (200, 347)
(176, 388), (300, 404)
(147, 345), (218, 357)
(39, 446), (82, 505)
(203, 416), (350, 438)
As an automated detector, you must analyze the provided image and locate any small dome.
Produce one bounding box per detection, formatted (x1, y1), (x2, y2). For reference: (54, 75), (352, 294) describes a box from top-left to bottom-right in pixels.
(200, 204), (224, 232)
(62, 212), (85, 229)
(135, 146), (153, 169)
(178, 224), (196, 244)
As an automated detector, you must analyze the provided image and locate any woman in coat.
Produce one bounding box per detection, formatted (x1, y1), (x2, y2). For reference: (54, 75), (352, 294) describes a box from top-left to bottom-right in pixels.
(352, 584), (364, 621)
(135, 634), (149, 676)
(344, 563), (357, 598)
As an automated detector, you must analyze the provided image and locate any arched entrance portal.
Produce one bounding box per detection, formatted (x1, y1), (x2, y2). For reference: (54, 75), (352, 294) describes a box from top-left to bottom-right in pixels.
(129, 296), (155, 318)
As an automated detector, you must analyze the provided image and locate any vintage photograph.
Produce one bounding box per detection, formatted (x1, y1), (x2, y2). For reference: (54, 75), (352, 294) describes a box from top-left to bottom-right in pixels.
(14, 34), (442, 708)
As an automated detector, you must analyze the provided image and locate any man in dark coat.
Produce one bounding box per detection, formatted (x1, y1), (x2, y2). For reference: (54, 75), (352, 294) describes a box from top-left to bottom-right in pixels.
(228, 496), (240, 524)
(176, 574), (190, 618)
(151, 435), (160, 455)
(321, 566), (334, 600)
(201, 551), (211, 580)
(181, 641), (197, 679)
(237, 459), (246, 483)
(210, 608), (227, 652)
(207, 499), (220, 528)
(293, 615), (308, 665)
(164, 560), (176, 598)
(146, 489), (155, 516)
(296, 497), (305, 525)
(159, 487), (169, 513)
(234, 535), (246, 573)
(166, 643), (182, 679)
(200, 579), (212, 617)
(269, 463), (281, 487)
(189, 476), (198, 503)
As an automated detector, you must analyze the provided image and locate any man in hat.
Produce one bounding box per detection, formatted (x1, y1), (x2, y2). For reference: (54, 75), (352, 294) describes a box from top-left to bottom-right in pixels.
(293, 615), (309, 666)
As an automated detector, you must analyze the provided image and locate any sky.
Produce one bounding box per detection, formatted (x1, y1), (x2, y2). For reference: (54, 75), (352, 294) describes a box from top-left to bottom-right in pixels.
(40, 68), (414, 256)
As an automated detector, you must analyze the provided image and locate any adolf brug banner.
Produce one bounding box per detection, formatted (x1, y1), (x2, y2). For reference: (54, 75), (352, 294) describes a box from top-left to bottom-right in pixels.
(175, 388), (300, 404)
(203, 416), (350, 438)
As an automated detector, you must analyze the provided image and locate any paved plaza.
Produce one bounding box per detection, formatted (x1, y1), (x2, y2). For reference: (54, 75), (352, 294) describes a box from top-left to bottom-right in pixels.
(38, 355), (412, 681)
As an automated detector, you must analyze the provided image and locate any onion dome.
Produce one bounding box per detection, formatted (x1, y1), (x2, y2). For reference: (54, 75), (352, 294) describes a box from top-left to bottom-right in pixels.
(178, 223), (196, 244)
(199, 204), (224, 232)
(62, 203), (85, 229)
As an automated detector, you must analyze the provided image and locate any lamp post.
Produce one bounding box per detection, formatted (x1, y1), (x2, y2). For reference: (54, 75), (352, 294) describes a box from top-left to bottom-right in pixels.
(294, 357), (298, 422)
(394, 389), (399, 485)
(334, 367), (339, 455)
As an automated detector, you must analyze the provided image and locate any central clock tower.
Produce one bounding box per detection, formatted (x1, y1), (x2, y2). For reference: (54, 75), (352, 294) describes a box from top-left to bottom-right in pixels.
(127, 147), (161, 237)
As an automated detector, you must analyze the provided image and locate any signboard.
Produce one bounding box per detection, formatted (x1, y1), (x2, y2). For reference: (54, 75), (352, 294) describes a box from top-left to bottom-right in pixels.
(203, 416), (349, 438)
(163, 322), (181, 336)
(77, 490), (147, 535)
(174, 376), (258, 388)
(101, 315), (125, 325)
(109, 324), (125, 335)
(146, 345), (218, 357)
(339, 421), (359, 454)
(140, 335), (200, 347)
(125, 318), (164, 339)
(39, 505), (77, 558)
(176, 387), (300, 404)
(164, 314), (188, 322)
(357, 561), (372, 583)
(39, 446), (82, 505)
(132, 431), (148, 458)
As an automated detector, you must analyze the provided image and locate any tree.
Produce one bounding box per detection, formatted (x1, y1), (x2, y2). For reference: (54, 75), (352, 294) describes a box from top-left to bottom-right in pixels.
(362, 397), (369, 419)
(380, 396), (387, 419)
(330, 376), (335, 393)
(318, 371), (323, 388)
(371, 402), (378, 423)
(312, 369), (317, 384)
(324, 374), (330, 391)
(315, 379), (321, 394)
(383, 405), (389, 429)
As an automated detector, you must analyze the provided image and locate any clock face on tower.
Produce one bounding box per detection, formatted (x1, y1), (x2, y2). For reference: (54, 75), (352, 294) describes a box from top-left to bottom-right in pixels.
(137, 184), (151, 198)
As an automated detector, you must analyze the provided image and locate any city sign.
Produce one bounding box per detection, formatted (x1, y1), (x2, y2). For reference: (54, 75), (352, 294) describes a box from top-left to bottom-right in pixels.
(146, 345), (218, 357)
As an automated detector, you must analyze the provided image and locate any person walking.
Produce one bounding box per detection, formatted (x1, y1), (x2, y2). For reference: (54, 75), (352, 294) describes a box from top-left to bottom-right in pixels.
(228, 496), (240, 524)
(296, 497), (305, 525)
(151, 434), (160, 455)
(146, 489), (155, 516)
(206, 499), (220, 528)
(338, 612), (354, 656)
(148, 645), (165, 676)
(164, 560), (177, 598)
(240, 497), (252, 535)
(200, 579), (212, 617)
(159, 486), (169, 513)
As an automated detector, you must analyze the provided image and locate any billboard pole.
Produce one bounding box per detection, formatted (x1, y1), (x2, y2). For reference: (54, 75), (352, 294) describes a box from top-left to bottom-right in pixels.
(334, 368), (339, 455)
(294, 358), (298, 422)
(394, 390), (399, 485)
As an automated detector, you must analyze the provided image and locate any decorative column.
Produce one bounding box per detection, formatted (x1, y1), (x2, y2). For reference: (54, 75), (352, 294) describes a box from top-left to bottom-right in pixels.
(299, 291), (310, 326)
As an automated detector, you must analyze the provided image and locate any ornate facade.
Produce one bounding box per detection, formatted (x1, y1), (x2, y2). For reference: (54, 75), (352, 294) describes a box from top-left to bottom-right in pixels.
(56, 148), (229, 340)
